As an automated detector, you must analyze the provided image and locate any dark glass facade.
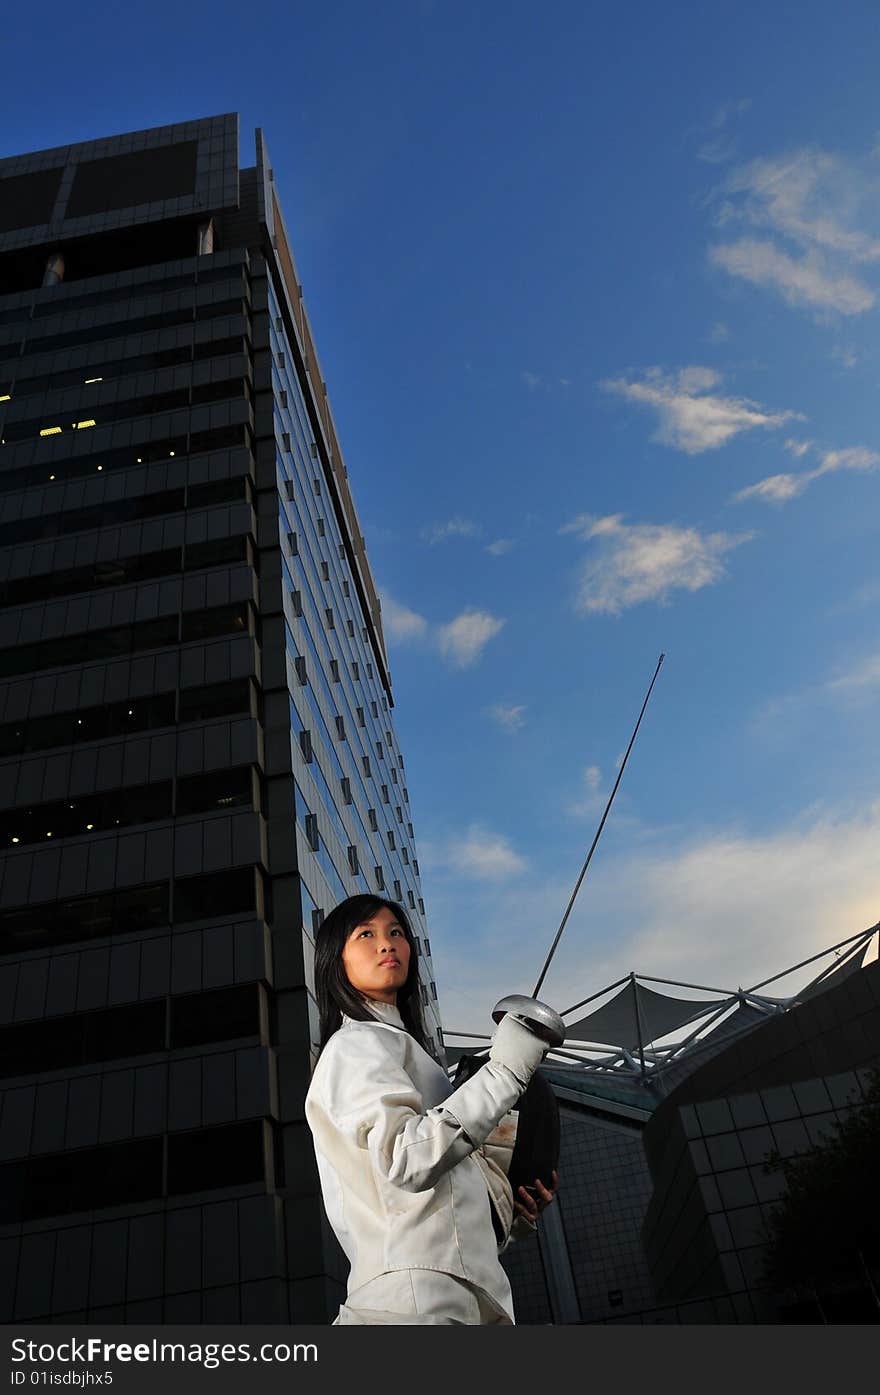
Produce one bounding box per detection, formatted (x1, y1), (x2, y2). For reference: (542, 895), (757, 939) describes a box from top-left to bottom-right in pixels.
(0, 114), (437, 1323)
(499, 952), (880, 1324)
(640, 954), (880, 1322)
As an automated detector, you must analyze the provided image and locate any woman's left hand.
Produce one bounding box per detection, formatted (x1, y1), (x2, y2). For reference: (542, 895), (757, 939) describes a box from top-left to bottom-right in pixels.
(514, 1169), (558, 1225)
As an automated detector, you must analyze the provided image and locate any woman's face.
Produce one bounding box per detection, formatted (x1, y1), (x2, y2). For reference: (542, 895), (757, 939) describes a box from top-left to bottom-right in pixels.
(341, 905), (411, 1005)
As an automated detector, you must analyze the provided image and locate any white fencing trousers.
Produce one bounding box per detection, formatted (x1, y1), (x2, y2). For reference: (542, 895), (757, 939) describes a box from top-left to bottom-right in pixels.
(333, 1269), (513, 1325)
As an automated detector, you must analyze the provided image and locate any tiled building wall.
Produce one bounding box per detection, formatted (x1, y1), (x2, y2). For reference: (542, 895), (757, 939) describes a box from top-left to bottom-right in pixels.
(0, 114), (439, 1324)
(256, 261), (440, 1051)
(0, 130), (302, 1324)
(643, 956), (880, 1317)
(643, 1066), (877, 1318)
(0, 919), (267, 1021)
(501, 1211), (553, 1325)
(504, 1103), (656, 1324)
(1, 1193), (297, 1323)
(556, 1107), (656, 1322)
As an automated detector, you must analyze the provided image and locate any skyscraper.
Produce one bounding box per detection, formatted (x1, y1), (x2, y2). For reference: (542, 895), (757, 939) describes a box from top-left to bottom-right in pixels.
(0, 114), (439, 1323)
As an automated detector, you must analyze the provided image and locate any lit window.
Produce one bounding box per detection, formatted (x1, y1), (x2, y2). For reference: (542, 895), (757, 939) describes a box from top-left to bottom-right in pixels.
(75, 419), (96, 430)
(84, 377), (103, 384)
(0, 394), (10, 402)
(40, 426), (62, 437)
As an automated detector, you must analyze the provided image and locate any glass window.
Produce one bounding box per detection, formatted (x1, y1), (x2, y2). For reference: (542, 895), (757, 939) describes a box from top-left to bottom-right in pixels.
(179, 680), (251, 724)
(181, 602), (249, 643)
(170, 984), (260, 1048)
(115, 882), (169, 933)
(167, 1121), (266, 1195)
(173, 868), (256, 923)
(176, 767), (254, 816)
(85, 1001), (166, 1062)
(0, 1137), (163, 1223)
(0, 1014), (82, 1077)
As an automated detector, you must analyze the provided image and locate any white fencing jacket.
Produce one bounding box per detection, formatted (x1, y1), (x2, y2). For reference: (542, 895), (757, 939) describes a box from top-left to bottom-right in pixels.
(305, 1001), (546, 1322)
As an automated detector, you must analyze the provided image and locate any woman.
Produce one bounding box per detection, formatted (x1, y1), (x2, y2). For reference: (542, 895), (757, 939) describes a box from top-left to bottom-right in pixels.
(305, 893), (559, 1325)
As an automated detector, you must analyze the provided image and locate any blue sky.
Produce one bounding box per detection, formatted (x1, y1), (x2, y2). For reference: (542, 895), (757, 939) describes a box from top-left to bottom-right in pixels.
(5, 2), (880, 1033)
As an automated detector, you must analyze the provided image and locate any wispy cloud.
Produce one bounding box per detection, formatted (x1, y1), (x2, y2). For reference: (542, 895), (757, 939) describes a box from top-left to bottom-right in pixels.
(733, 443), (880, 506)
(566, 764), (606, 818)
(486, 703), (527, 732)
(830, 579), (880, 615)
(754, 646), (880, 730)
(435, 608), (505, 668)
(825, 651), (880, 696)
(722, 149), (880, 261)
(697, 97), (752, 164)
(708, 147), (880, 315)
(427, 802), (880, 1032)
(709, 238), (874, 314)
(485, 538), (515, 557)
(831, 344), (859, 369)
(561, 513), (753, 615)
(602, 366), (800, 454)
(521, 371), (571, 393)
(819, 446), (880, 475)
(446, 825), (528, 881)
(733, 472), (811, 504)
(708, 321), (730, 343)
(784, 438), (813, 458)
(363, 521), (398, 545)
(421, 516), (481, 546)
(379, 590), (429, 642)
(607, 807), (880, 995)
(380, 590), (504, 669)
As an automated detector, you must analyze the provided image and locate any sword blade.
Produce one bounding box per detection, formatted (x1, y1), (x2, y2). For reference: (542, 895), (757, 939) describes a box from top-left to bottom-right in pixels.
(532, 653), (665, 998)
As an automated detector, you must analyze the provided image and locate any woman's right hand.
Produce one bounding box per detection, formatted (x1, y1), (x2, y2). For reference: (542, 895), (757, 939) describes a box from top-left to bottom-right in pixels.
(488, 1013), (549, 1087)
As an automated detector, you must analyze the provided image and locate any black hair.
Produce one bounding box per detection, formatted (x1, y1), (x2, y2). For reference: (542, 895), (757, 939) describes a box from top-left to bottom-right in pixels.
(314, 894), (430, 1054)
